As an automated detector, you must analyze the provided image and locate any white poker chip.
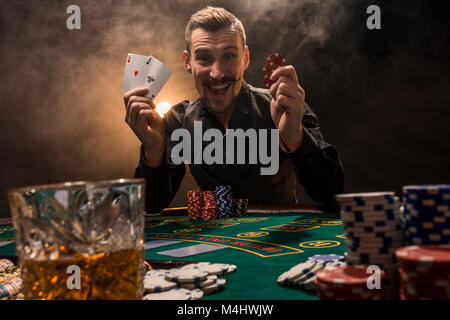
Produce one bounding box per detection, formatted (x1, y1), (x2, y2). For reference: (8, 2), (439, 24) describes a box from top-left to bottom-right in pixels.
(335, 192), (396, 201)
(180, 275), (218, 289)
(165, 268), (208, 283)
(145, 269), (170, 278)
(182, 262), (229, 276)
(203, 278), (226, 295)
(183, 262), (237, 276)
(223, 264), (237, 275)
(190, 289), (204, 300)
(144, 276), (177, 293)
(143, 288), (192, 300)
(277, 260), (315, 285)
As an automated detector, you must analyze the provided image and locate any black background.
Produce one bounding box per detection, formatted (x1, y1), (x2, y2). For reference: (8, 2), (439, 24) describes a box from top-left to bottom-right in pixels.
(1, 0), (449, 218)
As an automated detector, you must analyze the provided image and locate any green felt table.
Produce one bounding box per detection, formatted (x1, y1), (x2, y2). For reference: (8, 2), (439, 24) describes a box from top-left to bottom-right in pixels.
(0, 205), (346, 300)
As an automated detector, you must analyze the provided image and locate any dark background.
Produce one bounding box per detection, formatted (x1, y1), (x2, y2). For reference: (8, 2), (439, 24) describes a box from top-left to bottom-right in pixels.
(1, 0), (449, 218)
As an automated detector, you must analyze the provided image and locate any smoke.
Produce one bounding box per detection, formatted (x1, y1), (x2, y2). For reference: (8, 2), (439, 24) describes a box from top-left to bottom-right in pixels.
(0, 0), (448, 216)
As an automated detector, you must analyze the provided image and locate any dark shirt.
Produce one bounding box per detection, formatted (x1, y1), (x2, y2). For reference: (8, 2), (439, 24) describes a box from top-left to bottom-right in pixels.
(134, 80), (344, 213)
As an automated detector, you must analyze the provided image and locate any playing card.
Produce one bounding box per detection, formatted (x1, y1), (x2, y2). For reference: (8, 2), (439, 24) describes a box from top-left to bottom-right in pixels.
(156, 244), (227, 257)
(144, 240), (181, 249)
(122, 53), (172, 100)
(122, 53), (151, 93)
(144, 56), (173, 100)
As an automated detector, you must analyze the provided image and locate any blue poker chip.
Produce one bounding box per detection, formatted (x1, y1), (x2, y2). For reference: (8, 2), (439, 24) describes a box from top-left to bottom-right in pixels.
(308, 254), (345, 264)
(403, 184), (450, 195)
(335, 192), (396, 203)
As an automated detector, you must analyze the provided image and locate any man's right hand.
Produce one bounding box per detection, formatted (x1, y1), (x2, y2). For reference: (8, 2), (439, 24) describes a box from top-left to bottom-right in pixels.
(123, 87), (165, 167)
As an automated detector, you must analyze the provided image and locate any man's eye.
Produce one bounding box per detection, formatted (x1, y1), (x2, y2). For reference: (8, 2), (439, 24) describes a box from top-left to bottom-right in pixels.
(197, 56), (210, 62)
(225, 54), (236, 60)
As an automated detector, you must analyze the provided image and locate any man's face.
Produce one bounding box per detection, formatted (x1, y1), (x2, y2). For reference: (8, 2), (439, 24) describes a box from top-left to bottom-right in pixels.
(183, 26), (249, 115)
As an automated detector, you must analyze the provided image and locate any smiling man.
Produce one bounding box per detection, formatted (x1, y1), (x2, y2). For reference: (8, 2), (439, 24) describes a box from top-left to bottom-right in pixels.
(124, 6), (344, 213)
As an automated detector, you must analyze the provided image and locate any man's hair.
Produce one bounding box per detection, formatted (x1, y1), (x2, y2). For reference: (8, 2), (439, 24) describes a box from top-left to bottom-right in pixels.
(185, 6), (246, 54)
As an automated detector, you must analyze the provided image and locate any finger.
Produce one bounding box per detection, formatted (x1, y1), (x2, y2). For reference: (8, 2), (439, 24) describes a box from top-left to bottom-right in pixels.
(125, 96), (155, 125)
(123, 87), (150, 105)
(128, 102), (151, 126)
(270, 65), (299, 84)
(136, 109), (159, 131)
(127, 95), (153, 111)
(275, 94), (295, 111)
(269, 75), (297, 98)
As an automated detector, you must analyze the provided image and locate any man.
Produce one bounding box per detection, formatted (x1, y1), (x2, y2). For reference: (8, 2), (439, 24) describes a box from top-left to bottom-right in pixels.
(124, 7), (344, 213)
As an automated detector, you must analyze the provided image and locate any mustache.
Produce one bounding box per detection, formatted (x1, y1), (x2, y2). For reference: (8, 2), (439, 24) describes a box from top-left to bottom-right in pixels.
(200, 76), (241, 86)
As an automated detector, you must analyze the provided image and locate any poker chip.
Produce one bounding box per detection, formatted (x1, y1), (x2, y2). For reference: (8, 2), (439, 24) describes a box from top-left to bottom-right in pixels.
(0, 260), (14, 273)
(277, 256), (346, 291)
(165, 268), (208, 283)
(0, 276), (23, 299)
(143, 288), (192, 300)
(315, 265), (387, 300)
(216, 186), (232, 219)
(187, 190), (203, 220)
(402, 185), (450, 245)
(335, 192), (396, 203)
(308, 254), (345, 264)
(144, 273), (177, 293)
(336, 191), (404, 298)
(395, 245), (450, 299)
(179, 275), (218, 289)
(182, 262), (229, 276)
(201, 207), (218, 220)
(203, 278), (226, 295)
(190, 288), (204, 300)
(232, 199), (248, 217)
(182, 262), (236, 276)
(262, 53), (286, 88)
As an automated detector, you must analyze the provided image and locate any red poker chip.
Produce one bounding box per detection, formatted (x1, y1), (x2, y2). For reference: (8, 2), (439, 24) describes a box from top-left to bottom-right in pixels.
(396, 244), (450, 270)
(262, 53), (286, 88)
(316, 265), (384, 286)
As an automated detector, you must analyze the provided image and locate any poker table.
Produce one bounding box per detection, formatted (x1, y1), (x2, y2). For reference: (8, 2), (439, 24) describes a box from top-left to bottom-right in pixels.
(0, 204), (346, 300)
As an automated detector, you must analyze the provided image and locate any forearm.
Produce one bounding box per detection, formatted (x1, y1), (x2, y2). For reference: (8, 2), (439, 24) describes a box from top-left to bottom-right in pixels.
(134, 145), (186, 213)
(289, 128), (344, 204)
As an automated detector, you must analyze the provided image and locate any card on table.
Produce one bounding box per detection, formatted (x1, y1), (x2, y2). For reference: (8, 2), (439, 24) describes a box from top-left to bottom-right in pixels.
(144, 240), (182, 249)
(157, 244), (227, 258)
(122, 53), (172, 99)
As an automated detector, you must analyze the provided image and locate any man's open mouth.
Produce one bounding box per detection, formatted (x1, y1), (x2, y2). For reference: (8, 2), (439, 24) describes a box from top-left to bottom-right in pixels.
(206, 83), (231, 96)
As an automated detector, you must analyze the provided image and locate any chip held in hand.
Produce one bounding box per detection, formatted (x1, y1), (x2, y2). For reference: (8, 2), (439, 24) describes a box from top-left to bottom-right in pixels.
(262, 53), (287, 88)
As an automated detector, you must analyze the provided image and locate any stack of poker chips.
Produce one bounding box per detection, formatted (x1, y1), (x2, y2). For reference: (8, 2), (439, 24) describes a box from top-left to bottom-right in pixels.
(335, 192), (404, 298)
(216, 186), (233, 219)
(0, 259), (23, 300)
(395, 244), (450, 299)
(143, 262), (236, 300)
(202, 191), (218, 220)
(315, 265), (387, 300)
(402, 184), (450, 245)
(277, 254), (345, 290)
(232, 199), (248, 217)
(187, 190), (203, 220)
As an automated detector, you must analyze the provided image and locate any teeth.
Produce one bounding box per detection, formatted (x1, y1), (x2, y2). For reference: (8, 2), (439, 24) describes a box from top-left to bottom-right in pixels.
(210, 84), (229, 90)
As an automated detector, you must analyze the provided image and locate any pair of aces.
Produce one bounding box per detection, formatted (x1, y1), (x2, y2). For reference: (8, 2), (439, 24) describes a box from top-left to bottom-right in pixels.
(122, 53), (173, 100)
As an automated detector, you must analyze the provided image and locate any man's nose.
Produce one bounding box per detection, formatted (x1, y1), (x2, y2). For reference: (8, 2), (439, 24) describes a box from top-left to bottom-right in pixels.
(209, 61), (225, 80)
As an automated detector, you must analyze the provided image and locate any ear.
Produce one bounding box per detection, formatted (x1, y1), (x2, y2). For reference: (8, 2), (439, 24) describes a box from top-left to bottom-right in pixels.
(243, 45), (250, 70)
(183, 50), (192, 73)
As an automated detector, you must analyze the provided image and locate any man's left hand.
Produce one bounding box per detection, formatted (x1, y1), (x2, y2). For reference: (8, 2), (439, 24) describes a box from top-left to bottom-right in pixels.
(269, 65), (305, 152)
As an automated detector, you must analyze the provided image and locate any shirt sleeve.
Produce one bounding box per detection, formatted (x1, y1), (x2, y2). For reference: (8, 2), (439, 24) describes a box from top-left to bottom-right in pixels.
(133, 102), (188, 213)
(287, 102), (345, 204)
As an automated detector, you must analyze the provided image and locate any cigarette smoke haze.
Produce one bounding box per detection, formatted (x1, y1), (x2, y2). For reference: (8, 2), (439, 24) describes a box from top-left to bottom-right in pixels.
(0, 0), (449, 216)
